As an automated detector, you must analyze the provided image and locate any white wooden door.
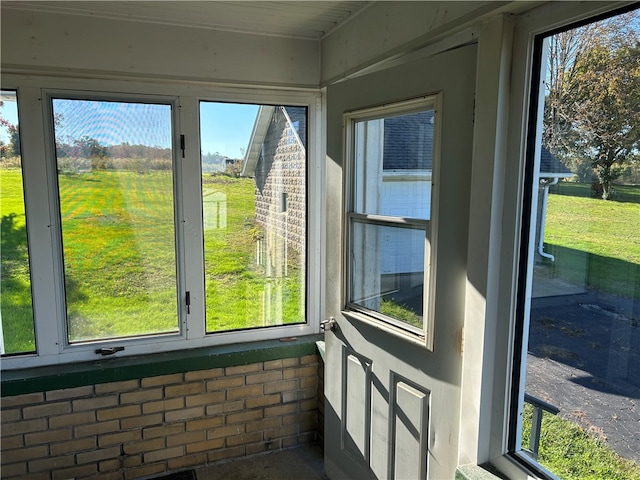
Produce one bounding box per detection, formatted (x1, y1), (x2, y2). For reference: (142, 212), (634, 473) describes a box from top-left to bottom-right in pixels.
(324, 44), (477, 479)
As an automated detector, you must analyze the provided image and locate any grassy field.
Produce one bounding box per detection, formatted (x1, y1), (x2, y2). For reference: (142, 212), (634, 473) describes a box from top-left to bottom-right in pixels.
(1, 168), (36, 353)
(522, 404), (640, 479)
(542, 183), (640, 299)
(1, 166), (304, 353)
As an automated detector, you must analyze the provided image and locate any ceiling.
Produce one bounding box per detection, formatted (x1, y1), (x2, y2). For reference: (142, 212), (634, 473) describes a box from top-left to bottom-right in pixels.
(1, 1), (371, 40)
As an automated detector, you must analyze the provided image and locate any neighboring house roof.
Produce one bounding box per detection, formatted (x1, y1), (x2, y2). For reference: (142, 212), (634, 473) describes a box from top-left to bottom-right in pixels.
(241, 105), (305, 177)
(540, 146), (573, 178)
(383, 110), (434, 170)
(241, 105), (276, 177)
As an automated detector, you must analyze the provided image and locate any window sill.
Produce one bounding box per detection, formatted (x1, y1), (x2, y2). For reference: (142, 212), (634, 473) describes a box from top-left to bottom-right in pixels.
(1, 334), (323, 397)
(456, 464), (509, 480)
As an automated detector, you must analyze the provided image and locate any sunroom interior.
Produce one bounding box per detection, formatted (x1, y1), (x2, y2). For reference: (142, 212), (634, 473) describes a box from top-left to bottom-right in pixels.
(1, 2), (638, 479)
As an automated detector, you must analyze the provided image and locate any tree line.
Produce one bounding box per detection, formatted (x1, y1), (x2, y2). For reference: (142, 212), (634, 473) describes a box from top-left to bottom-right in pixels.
(544, 9), (640, 199)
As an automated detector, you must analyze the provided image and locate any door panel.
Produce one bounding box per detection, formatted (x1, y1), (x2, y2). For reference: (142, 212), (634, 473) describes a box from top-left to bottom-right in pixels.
(325, 44), (477, 479)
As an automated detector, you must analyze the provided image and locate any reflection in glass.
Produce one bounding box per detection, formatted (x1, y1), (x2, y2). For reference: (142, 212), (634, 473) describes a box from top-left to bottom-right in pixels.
(350, 220), (424, 330)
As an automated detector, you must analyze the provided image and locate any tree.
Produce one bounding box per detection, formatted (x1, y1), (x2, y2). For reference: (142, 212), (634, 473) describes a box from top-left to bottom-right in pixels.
(569, 40), (640, 198)
(543, 10), (640, 199)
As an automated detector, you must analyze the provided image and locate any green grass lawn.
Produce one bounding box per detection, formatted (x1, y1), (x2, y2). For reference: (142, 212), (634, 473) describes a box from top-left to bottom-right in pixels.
(1, 168), (36, 353)
(1, 166), (304, 353)
(541, 183), (640, 299)
(522, 405), (640, 479)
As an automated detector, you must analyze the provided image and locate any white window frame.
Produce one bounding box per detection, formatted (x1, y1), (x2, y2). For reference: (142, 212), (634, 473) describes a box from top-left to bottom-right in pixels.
(485, 3), (636, 478)
(1, 74), (323, 370)
(343, 96), (440, 349)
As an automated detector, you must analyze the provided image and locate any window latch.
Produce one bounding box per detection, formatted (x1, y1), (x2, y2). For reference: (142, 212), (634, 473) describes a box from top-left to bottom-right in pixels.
(186, 291), (191, 314)
(95, 346), (125, 356)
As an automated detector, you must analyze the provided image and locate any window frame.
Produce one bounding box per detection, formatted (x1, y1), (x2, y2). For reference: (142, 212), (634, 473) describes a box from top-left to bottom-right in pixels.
(486, 2), (639, 478)
(0, 74), (322, 370)
(343, 96), (440, 349)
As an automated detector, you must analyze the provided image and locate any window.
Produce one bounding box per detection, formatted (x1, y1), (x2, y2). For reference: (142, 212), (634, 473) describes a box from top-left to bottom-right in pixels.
(511, 8), (640, 478)
(345, 97), (438, 343)
(0, 80), (318, 369)
(199, 102), (307, 332)
(51, 98), (178, 343)
(0, 90), (35, 355)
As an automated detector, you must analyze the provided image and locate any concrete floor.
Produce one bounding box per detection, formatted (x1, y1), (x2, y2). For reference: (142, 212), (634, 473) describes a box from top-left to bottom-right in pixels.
(194, 444), (327, 480)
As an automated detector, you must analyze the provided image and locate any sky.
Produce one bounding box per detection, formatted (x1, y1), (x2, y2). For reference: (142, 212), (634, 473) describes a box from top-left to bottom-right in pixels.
(1, 93), (259, 160)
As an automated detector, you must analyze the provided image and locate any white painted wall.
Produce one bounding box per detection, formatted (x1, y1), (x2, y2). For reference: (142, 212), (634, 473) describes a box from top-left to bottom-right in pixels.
(1, 8), (319, 87)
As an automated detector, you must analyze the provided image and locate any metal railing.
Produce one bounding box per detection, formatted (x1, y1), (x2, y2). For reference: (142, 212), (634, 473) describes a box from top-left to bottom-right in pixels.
(524, 393), (560, 459)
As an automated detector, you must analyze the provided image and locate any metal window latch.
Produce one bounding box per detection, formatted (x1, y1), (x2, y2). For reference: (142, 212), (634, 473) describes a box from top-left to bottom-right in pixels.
(95, 346), (125, 356)
(320, 317), (337, 332)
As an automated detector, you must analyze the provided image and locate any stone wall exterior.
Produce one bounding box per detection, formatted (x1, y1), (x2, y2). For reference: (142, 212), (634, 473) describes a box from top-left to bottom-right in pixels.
(254, 107), (306, 272)
(0, 354), (320, 479)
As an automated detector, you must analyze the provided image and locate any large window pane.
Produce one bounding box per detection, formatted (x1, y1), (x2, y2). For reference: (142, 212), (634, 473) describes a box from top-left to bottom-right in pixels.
(52, 98), (178, 343)
(0, 90), (35, 354)
(200, 102), (306, 332)
(517, 9), (640, 477)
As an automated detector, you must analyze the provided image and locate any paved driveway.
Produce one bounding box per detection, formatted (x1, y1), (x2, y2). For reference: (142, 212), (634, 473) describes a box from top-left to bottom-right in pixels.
(525, 290), (640, 463)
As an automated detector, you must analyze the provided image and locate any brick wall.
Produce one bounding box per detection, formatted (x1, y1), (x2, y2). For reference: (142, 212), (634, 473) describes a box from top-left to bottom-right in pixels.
(1, 354), (320, 479)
